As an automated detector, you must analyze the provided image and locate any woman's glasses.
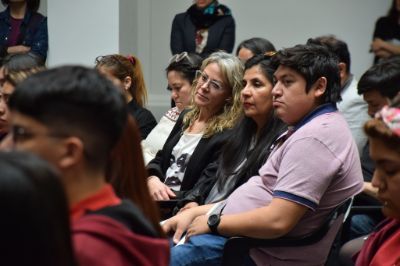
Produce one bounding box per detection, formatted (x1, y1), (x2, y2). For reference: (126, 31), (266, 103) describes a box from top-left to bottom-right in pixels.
(195, 70), (224, 91)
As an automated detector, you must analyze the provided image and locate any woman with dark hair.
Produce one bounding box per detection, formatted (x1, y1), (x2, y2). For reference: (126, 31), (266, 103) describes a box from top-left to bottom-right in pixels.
(171, 0), (235, 58)
(371, 0), (400, 63)
(0, 52), (44, 148)
(0, 151), (76, 266)
(142, 52), (203, 164)
(175, 53), (286, 212)
(0, 0), (48, 60)
(95, 54), (157, 139)
(236, 37), (276, 62)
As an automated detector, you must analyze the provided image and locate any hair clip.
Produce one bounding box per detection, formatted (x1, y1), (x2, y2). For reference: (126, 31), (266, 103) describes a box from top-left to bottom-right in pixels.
(264, 51), (277, 57)
(375, 105), (400, 138)
(126, 55), (136, 65)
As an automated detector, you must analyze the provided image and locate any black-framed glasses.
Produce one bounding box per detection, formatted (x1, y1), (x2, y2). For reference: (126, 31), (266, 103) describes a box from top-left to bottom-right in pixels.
(11, 125), (67, 143)
(169, 52), (193, 64)
(195, 70), (224, 91)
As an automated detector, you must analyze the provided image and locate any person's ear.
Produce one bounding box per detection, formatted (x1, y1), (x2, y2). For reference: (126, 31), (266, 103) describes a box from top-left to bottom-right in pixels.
(313, 77), (327, 98)
(58, 137), (85, 170)
(338, 62), (347, 82)
(123, 76), (132, 92)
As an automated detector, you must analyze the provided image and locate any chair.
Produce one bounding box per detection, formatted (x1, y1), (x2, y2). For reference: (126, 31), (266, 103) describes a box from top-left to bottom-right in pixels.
(221, 198), (353, 266)
(157, 199), (180, 220)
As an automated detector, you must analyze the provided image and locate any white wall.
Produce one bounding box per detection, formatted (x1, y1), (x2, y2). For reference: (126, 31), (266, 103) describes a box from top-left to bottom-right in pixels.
(43, 0), (390, 120)
(47, 0), (119, 67)
(143, 0), (390, 120)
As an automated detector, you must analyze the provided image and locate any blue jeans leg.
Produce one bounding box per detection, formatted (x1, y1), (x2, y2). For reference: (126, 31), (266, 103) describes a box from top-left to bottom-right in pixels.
(170, 234), (227, 266)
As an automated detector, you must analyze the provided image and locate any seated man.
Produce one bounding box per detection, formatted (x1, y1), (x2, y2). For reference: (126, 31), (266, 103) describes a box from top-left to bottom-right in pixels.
(349, 56), (400, 238)
(163, 44), (363, 265)
(9, 66), (169, 266)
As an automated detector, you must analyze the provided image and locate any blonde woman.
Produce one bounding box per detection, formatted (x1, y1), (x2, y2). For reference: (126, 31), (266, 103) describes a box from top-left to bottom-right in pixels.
(147, 51), (243, 200)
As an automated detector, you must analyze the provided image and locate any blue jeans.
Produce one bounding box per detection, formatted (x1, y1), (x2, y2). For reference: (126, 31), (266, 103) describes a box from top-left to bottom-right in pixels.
(170, 234), (227, 266)
(169, 234), (257, 266)
(350, 214), (377, 239)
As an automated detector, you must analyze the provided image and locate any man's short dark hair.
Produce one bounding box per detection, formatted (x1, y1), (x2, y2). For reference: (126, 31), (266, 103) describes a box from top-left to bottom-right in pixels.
(307, 35), (351, 73)
(273, 43), (341, 103)
(357, 57), (400, 99)
(9, 66), (127, 169)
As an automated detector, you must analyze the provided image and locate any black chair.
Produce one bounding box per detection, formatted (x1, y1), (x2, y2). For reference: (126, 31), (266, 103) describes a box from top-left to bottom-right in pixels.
(340, 194), (383, 244)
(157, 199), (180, 220)
(221, 198), (353, 266)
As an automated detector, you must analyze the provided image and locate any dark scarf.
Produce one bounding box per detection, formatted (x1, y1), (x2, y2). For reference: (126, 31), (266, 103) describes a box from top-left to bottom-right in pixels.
(187, 1), (232, 29)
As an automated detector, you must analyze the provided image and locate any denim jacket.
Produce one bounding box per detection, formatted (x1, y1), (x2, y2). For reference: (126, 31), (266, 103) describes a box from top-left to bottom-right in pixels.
(0, 7), (48, 60)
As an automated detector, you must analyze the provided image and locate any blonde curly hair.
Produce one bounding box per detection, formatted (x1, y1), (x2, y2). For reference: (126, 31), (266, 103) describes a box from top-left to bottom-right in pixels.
(183, 51), (244, 137)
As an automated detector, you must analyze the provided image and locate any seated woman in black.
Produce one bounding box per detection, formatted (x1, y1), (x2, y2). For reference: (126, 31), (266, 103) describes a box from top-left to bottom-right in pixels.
(147, 51), (243, 200)
(95, 54), (157, 139)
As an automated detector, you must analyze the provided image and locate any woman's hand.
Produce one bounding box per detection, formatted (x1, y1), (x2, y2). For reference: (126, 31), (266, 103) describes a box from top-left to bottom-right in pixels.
(7, 45), (31, 54)
(147, 176), (176, 200)
(186, 214), (210, 241)
(162, 209), (198, 244)
(178, 201), (199, 213)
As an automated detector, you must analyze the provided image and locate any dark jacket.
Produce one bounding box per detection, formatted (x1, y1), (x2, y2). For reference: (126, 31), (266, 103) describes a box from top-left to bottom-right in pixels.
(170, 11), (235, 58)
(127, 100), (157, 140)
(0, 7), (48, 60)
(147, 110), (232, 195)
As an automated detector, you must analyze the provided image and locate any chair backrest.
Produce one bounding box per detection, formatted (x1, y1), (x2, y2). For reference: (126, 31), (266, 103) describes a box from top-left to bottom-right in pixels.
(221, 198), (353, 266)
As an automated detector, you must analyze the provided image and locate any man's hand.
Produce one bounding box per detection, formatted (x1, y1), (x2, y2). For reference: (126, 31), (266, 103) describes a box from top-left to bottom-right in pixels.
(186, 214), (210, 241)
(147, 176), (176, 200)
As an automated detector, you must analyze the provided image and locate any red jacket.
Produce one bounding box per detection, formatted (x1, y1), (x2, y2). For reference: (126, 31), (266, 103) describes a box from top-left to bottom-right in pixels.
(355, 218), (400, 266)
(73, 214), (169, 266)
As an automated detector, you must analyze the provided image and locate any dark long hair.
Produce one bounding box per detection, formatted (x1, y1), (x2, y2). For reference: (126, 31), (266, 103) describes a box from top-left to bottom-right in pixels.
(106, 115), (164, 236)
(387, 0), (400, 22)
(216, 54), (286, 191)
(0, 151), (76, 266)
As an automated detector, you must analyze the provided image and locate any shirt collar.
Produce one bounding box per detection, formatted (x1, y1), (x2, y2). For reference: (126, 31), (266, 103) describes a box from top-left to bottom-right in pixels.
(292, 103), (337, 132)
(70, 184), (121, 223)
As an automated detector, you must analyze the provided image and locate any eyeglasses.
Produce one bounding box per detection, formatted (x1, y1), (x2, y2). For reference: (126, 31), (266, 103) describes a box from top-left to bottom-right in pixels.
(195, 70), (224, 91)
(11, 125), (67, 143)
(169, 52), (193, 64)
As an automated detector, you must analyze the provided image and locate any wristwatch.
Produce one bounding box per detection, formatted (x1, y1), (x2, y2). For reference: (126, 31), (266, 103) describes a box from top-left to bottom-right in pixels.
(207, 213), (221, 234)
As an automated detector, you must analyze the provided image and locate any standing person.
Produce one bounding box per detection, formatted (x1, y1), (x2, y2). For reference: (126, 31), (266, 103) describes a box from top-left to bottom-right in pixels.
(171, 0), (235, 59)
(0, 151), (76, 266)
(0, 0), (48, 61)
(142, 52), (202, 164)
(147, 51), (243, 201)
(354, 97), (400, 266)
(371, 0), (400, 63)
(163, 44), (363, 266)
(96, 54), (157, 139)
(9, 66), (169, 266)
(236, 37), (276, 62)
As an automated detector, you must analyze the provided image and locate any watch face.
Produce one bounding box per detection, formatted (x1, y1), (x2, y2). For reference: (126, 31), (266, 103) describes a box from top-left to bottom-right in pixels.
(208, 214), (219, 225)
